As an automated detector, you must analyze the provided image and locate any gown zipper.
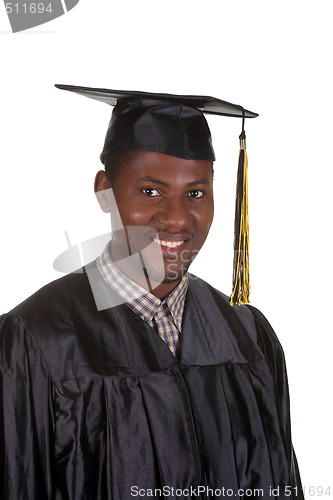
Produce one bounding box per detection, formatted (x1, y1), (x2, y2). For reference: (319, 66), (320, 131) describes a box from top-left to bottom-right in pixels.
(177, 363), (205, 500)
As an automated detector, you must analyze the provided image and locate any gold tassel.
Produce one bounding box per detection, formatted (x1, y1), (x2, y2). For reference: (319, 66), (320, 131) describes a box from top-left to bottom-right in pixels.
(230, 129), (250, 306)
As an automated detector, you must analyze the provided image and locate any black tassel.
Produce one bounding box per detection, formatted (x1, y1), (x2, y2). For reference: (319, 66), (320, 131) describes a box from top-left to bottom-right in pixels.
(230, 123), (250, 306)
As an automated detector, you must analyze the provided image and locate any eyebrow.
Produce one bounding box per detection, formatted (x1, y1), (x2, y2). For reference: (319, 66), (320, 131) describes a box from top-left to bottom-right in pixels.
(138, 176), (209, 187)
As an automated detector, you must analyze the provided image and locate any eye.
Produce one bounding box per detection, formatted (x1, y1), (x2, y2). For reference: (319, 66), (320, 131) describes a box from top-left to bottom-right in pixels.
(142, 188), (160, 197)
(187, 190), (204, 198)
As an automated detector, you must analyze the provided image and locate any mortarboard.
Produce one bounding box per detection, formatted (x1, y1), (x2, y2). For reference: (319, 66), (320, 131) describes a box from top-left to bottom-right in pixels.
(55, 84), (258, 305)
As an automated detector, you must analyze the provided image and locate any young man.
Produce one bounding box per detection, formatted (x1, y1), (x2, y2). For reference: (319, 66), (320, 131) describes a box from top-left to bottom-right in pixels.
(0, 85), (303, 499)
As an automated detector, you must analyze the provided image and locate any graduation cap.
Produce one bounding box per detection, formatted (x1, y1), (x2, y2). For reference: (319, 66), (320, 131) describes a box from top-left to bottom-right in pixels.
(55, 84), (258, 305)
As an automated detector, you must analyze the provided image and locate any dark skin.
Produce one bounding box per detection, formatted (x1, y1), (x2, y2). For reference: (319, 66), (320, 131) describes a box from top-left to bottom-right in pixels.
(95, 150), (214, 299)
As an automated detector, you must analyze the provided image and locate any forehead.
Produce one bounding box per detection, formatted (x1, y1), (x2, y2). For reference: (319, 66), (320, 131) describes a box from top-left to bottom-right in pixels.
(117, 150), (214, 183)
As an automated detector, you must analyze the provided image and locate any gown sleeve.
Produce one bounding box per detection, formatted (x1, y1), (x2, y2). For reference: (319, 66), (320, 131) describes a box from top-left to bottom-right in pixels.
(247, 305), (304, 500)
(0, 313), (53, 500)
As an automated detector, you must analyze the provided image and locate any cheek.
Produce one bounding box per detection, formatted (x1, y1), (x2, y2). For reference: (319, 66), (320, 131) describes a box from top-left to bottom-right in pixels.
(116, 198), (154, 225)
(205, 200), (214, 230)
(194, 205), (214, 233)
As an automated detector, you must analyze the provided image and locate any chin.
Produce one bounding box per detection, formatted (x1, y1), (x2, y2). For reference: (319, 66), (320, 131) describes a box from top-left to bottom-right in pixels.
(161, 266), (189, 283)
(142, 261), (190, 287)
(161, 276), (182, 284)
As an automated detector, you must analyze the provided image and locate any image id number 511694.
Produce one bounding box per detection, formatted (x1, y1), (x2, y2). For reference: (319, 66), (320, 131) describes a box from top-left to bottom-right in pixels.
(282, 486), (332, 497)
(5, 3), (53, 14)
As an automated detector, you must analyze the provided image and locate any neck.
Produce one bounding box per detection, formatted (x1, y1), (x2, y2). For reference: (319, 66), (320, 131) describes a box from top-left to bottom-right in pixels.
(146, 280), (181, 300)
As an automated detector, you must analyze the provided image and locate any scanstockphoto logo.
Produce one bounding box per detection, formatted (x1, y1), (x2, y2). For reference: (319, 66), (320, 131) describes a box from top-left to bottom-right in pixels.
(53, 226), (166, 312)
(53, 187), (166, 312)
(4, 0), (79, 33)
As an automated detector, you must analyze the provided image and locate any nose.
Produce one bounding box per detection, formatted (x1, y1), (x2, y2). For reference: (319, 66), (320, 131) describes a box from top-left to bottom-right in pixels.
(155, 197), (192, 230)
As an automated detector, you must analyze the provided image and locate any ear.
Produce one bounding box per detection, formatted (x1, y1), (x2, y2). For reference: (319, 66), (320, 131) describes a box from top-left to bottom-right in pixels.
(94, 170), (113, 213)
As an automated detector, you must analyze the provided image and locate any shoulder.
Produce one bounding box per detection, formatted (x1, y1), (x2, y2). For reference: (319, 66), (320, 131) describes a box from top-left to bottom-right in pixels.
(0, 266), (107, 379)
(0, 268), (95, 354)
(245, 303), (286, 367)
(187, 273), (258, 328)
(8, 268), (93, 323)
(187, 273), (281, 352)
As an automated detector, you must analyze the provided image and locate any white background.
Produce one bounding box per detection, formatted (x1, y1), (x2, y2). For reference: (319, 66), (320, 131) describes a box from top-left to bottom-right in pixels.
(1, 0), (332, 494)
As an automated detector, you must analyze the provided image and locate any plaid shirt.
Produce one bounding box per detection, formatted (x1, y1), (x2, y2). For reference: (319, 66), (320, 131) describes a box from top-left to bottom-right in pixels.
(96, 243), (189, 356)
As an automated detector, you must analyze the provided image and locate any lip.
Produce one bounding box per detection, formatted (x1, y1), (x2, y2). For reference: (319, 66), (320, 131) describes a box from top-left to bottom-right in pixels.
(151, 235), (190, 258)
(153, 237), (185, 248)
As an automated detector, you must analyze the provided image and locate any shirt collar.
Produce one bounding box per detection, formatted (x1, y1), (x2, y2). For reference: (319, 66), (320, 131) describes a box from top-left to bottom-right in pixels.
(96, 243), (189, 331)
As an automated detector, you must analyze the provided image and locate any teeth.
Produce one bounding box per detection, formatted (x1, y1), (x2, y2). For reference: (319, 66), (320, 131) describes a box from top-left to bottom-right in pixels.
(154, 237), (184, 248)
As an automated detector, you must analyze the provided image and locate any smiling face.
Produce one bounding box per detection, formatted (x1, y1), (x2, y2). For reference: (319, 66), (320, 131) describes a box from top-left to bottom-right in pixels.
(95, 150), (214, 298)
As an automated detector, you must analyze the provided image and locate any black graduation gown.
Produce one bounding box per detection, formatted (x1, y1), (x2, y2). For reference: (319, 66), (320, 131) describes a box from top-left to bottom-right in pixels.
(0, 266), (303, 500)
